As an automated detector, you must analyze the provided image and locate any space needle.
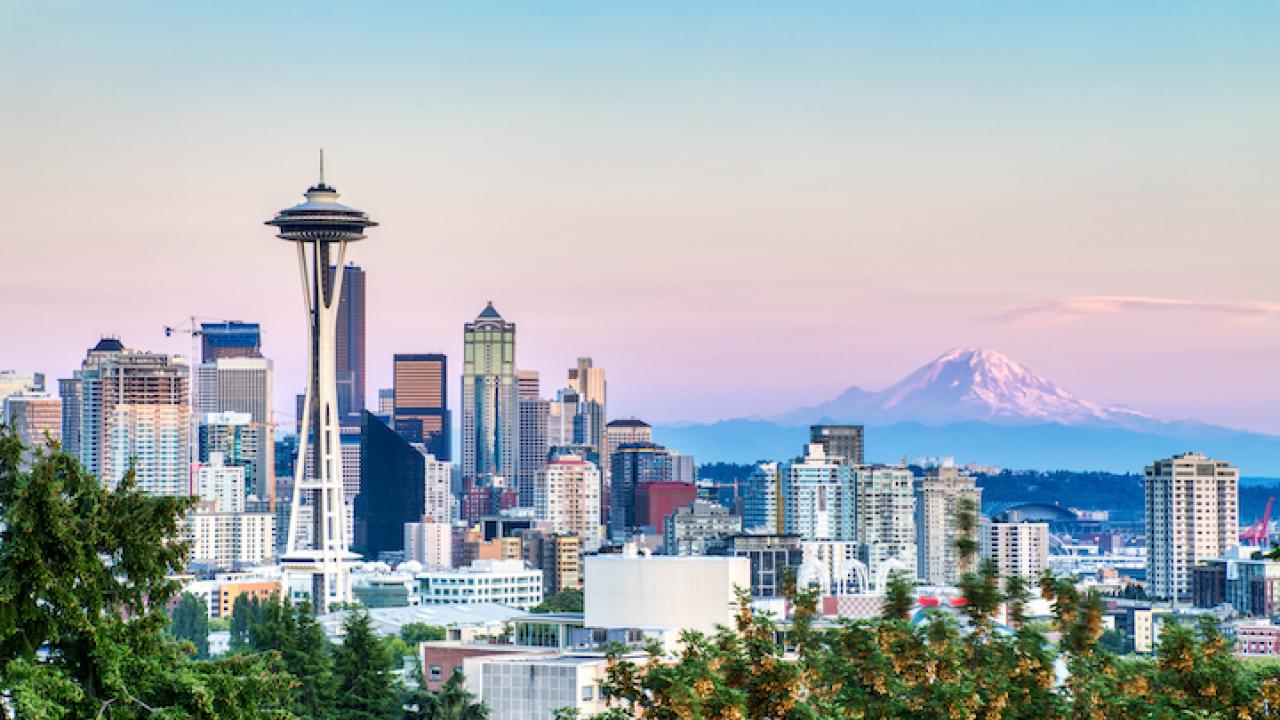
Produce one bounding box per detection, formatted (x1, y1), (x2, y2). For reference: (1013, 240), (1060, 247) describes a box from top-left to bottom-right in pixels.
(266, 153), (377, 612)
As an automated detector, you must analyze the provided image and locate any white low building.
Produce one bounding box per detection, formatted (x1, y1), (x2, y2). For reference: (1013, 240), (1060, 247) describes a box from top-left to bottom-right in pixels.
(416, 560), (543, 610)
(584, 548), (750, 635)
(464, 653), (622, 720)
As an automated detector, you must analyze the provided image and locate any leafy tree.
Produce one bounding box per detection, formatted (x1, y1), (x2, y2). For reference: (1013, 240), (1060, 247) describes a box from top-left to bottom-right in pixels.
(0, 425), (293, 718)
(400, 622), (448, 645)
(410, 671), (490, 720)
(1098, 628), (1129, 655)
(171, 592), (211, 659)
(532, 588), (585, 614)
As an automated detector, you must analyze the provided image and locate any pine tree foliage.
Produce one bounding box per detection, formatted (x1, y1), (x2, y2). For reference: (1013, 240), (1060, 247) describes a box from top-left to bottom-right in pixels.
(334, 608), (400, 720)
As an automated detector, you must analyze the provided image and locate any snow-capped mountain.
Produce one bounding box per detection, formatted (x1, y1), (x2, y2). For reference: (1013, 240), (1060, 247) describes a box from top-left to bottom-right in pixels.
(778, 348), (1153, 428)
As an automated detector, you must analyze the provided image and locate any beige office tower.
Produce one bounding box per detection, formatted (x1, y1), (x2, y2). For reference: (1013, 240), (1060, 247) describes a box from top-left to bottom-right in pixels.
(566, 357), (606, 461)
(1146, 452), (1239, 601)
(516, 370), (541, 400)
(536, 454), (603, 552)
(3, 390), (61, 458)
(604, 419), (652, 464)
(915, 465), (982, 586)
(983, 521), (1049, 585)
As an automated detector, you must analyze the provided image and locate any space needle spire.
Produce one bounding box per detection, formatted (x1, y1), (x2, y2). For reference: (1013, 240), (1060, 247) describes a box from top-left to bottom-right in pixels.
(266, 158), (377, 612)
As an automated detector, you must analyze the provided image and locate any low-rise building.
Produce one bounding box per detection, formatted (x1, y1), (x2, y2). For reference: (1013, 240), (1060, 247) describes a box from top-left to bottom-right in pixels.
(464, 653), (623, 720)
(584, 548), (750, 635)
(416, 560), (544, 610)
(1191, 546), (1280, 617)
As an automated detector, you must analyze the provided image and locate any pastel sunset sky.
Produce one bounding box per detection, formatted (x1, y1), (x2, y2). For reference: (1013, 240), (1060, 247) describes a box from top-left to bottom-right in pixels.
(2, 2), (1278, 431)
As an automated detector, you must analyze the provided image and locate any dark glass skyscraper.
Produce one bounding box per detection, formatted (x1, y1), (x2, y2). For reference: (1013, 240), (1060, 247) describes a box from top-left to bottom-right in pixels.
(809, 424), (864, 465)
(335, 264), (366, 425)
(355, 411), (425, 559)
(200, 322), (262, 361)
(392, 353), (450, 461)
(608, 441), (673, 536)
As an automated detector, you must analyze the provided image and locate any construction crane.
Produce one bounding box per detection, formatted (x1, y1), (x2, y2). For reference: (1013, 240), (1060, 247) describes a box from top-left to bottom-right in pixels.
(1240, 496), (1274, 546)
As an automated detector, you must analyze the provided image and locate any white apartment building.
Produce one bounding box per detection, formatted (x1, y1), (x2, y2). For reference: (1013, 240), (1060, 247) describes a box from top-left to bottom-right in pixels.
(104, 404), (188, 495)
(983, 521), (1049, 584)
(1145, 452), (1240, 600)
(535, 454), (602, 552)
(853, 464), (918, 589)
(783, 444), (853, 541)
(195, 452), (246, 513)
(185, 510), (276, 568)
(915, 465), (982, 586)
(423, 453), (453, 523)
(416, 560), (544, 610)
(404, 519), (453, 569)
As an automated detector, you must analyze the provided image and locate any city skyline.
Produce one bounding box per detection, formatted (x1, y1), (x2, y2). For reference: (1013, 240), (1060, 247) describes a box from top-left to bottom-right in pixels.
(3, 3), (1280, 433)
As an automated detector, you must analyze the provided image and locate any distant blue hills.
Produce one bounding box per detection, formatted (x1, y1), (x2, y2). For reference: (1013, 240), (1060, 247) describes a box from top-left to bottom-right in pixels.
(652, 348), (1280, 475)
(655, 418), (1280, 476)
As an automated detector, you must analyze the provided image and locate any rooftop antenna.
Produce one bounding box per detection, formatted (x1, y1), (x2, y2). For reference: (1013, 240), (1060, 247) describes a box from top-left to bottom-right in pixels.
(319, 148), (326, 186)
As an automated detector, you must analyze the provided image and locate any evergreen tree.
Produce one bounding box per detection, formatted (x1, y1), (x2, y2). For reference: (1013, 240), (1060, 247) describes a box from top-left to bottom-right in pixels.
(229, 593), (262, 652)
(251, 595), (339, 719)
(413, 672), (490, 720)
(334, 608), (399, 720)
(0, 425), (293, 718)
(171, 592), (211, 659)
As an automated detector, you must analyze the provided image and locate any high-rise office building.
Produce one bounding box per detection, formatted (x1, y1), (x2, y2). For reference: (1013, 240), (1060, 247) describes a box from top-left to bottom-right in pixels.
(547, 388), (598, 456)
(566, 357), (605, 465)
(1145, 452), (1239, 601)
(61, 339), (189, 492)
(535, 454), (603, 552)
(783, 444), (854, 541)
(195, 356), (274, 502)
(200, 322), (262, 361)
(664, 501), (742, 556)
(3, 389), (61, 458)
(608, 441), (672, 536)
(915, 465), (982, 586)
(524, 532), (582, 595)
(461, 302), (518, 482)
(377, 388), (395, 416)
(853, 464), (917, 589)
(199, 412), (271, 502)
(516, 374), (549, 508)
(404, 518), (453, 568)
(809, 425), (864, 465)
(392, 353), (450, 461)
(335, 264), (366, 425)
(604, 419), (652, 463)
(356, 411), (426, 559)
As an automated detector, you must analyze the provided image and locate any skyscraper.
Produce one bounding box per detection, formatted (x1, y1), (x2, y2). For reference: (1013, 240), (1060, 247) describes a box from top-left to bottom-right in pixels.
(853, 464), (917, 589)
(200, 322), (262, 361)
(356, 411), (426, 559)
(567, 357), (606, 465)
(195, 356), (275, 501)
(62, 339), (189, 493)
(266, 163), (377, 612)
(392, 353), (450, 461)
(608, 441), (672, 536)
(461, 302), (518, 482)
(744, 461), (783, 534)
(915, 465), (982, 586)
(535, 454), (603, 552)
(783, 443), (854, 541)
(335, 264), (366, 425)
(1146, 452), (1239, 601)
(516, 370), (549, 508)
(809, 425), (864, 465)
